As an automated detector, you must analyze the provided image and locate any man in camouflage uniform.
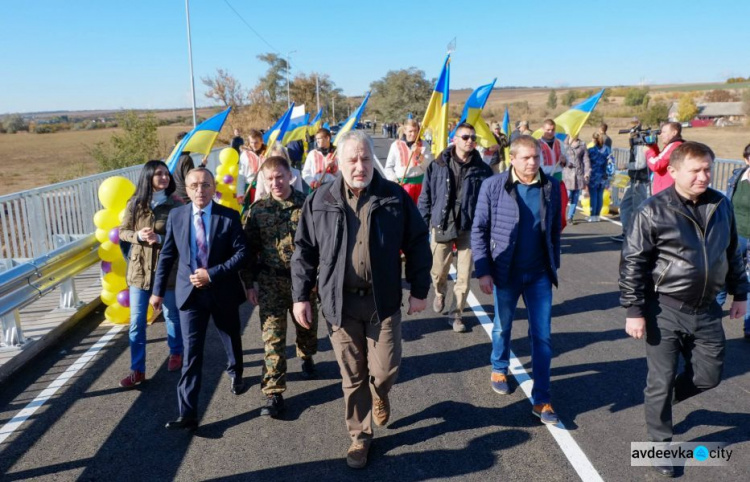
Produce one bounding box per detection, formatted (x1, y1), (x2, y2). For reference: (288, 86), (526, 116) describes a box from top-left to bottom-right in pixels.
(241, 156), (318, 418)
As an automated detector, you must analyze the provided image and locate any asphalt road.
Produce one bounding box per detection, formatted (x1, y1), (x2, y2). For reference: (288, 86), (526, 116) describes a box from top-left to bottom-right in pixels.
(1, 136), (749, 481)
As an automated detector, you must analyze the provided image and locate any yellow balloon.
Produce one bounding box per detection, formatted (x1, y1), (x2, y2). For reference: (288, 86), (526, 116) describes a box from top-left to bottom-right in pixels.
(580, 196), (591, 216)
(101, 272), (127, 293)
(216, 164), (228, 177)
(95, 228), (109, 244)
(94, 209), (120, 230)
(146, 304), (157, 324)
(118, 207), (127, 223)
(601, 190), (611, 216)
(105, 303), (130, 324)
(100, 289), (118, 306)
(219, 147), (239, 165)
(228, 165), (239, 178)
(111, 256), (128, 276)
(98, 241), (122, 262)
(227, 183), (236, 193)
(98, 176), (136, 211)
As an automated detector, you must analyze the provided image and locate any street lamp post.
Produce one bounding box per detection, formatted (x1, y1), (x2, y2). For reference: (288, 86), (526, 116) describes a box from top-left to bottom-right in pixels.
(184, 0), (197, 127)
(286, 50), (296, 108)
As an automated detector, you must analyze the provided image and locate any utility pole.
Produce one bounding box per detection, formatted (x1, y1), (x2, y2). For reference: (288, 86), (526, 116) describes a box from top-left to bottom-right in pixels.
(316, 74), (320, 113)
(185, 0), (197, 127)
(286, 50), (296, 108)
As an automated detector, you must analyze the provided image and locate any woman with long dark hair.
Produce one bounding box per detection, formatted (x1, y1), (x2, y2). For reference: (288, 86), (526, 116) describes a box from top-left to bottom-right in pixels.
(118, 160), (184, 388)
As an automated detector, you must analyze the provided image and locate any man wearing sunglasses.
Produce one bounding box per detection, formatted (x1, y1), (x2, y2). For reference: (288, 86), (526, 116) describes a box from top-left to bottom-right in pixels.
(418, 122), (492, 333)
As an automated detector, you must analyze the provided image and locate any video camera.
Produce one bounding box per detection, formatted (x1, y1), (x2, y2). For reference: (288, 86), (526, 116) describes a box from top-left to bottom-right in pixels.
(618, 125), (660, 145)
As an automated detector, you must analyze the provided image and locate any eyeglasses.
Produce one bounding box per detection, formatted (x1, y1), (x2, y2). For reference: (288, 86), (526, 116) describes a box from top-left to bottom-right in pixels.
(458, 134), (477, 142)
(188, 182), (213, 190)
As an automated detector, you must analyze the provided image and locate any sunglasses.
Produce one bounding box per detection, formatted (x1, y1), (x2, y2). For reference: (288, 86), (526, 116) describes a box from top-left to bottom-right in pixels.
(458, 134), (477, 142)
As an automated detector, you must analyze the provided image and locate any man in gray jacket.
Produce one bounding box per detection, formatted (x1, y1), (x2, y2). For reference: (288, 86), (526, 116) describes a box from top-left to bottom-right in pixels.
(291, 130), (431, 469)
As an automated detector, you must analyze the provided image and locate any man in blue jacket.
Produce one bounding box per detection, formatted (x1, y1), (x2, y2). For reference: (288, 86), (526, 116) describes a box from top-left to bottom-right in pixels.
(471, 135), (562, 425)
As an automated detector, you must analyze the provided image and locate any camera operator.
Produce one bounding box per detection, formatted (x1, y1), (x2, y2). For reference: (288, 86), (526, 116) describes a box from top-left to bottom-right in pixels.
(646, 122), (684, 195)
(612, 117), (650, 243)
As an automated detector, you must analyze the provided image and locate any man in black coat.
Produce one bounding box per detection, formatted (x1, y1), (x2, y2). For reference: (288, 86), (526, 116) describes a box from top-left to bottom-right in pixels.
(291, 130), (431, 469)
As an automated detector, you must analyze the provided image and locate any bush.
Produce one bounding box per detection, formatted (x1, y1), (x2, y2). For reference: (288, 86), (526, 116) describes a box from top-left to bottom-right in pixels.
(677, 94), (699, 122)
(705, 89), (738, 102)
(624, 87), (650, 106)
(89, 111), (160, 171)
(640, 102), (670, 126)
(562, 91), (577, 106)
(547, 90), (557, 109)
(3, 114), (28, 133)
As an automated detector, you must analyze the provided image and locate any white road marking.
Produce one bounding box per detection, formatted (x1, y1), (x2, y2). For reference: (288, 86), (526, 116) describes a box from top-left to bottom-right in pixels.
(450, 267), (604, 482)
(0, 324), (124, 445)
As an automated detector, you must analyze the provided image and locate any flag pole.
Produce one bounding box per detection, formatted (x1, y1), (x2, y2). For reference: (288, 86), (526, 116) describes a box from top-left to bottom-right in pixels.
(184, 0), (197, 128)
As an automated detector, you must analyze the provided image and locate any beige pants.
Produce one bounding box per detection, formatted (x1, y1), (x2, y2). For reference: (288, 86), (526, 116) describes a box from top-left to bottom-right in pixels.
(430, 229), (473, 318)
(328, 292), (402, 443)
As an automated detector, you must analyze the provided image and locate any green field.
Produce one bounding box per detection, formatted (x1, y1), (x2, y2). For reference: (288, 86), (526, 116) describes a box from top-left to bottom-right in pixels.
(654, 82), (750, 92)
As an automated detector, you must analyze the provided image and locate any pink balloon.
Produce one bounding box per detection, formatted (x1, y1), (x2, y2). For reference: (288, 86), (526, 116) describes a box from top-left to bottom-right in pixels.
(108, 227), (120, 244)
(101, 261), (112, 274)
(223, 174), (234, 184)
(116, 289), (130, 308)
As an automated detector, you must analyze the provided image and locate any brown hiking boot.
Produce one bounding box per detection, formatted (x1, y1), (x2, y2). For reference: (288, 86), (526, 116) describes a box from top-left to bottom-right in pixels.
(373, 395), (390, 426)
(346, 440), (371, 469)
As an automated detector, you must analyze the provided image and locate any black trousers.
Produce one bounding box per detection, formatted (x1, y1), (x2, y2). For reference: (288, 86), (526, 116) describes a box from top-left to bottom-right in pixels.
(644, 300), (725, 442)
(177, 289), (244, 419)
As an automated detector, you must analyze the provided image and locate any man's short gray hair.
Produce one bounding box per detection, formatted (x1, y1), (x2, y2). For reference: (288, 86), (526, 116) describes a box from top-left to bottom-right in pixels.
(336, 130), (375, 159)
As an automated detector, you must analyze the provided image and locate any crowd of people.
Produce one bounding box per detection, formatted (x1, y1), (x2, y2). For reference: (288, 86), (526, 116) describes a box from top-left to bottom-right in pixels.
(115, 117), (750, 475)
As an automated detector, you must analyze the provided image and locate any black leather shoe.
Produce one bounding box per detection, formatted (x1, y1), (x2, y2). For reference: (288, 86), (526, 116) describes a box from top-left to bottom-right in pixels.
(230, 377), (245, 395)
(165, 417), (198, 431)
(260, 394), (284, 417)
(300, 358), (317, 379)
(650, 460), (675, 478)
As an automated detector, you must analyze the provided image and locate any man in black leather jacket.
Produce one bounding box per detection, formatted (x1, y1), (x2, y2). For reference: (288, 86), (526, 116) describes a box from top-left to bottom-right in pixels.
(619, 141), (749, 476)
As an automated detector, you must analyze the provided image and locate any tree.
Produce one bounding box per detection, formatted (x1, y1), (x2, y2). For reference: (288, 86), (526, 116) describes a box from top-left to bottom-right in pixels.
(369, 67), (434, 122)
(641, 101), (670, 126)
(561, 91), (577, 106)
(256, 53), (289, 119)
(677, 94), (699, 122)
(743, 89), (750, 125)
(624, 87), (650, 106)
(201, 68), (246, 110)
(3, 114), (27, 134)
(88, 111), (161, 171)
(547, 89), (557, 109)
(705, 89), (738, 102)
(289, 72), (345, 123)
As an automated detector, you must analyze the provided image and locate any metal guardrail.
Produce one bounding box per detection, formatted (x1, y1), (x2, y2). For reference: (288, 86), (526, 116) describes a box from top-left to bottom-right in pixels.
(609, 148), (742, 207)
(0, 165), (141, 260)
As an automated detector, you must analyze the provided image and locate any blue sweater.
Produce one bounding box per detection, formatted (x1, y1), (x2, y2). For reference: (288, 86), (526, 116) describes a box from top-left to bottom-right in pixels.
(512, 183), (545, 273)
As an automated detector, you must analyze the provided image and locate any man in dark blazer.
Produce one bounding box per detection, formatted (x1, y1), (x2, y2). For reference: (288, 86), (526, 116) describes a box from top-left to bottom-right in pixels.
(151, 167), (248, 431)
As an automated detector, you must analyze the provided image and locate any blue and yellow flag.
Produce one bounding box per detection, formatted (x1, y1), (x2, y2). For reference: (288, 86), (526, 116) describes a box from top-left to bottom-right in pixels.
(533, 89), (604, 141)
(333, 91), (371, 146)
(166, 107), (231, 173)
(420, 55), (450, 158)
(307, 108), (323, 136)
(282, 113), (310, 145)
(454, 79), (497, 149)
(502, 107), (511, 166)
(264, 103), (295, 155)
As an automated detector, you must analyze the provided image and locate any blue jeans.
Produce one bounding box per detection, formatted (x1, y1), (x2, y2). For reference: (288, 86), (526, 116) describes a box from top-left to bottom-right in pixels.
(491, 269), (553, 404)
(589, 185), (605, 217)
(129, 287), (182, 373)
(566, 189), (581, 220)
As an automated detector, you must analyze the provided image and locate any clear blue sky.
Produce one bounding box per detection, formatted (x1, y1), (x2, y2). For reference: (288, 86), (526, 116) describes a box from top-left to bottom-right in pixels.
(2, 0), (749, 114)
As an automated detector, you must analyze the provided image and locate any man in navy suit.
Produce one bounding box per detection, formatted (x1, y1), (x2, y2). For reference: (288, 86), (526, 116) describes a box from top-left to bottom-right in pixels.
(151, 167), (248, 431)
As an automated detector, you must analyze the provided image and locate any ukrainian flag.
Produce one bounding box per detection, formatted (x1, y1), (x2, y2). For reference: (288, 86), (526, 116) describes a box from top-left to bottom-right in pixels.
(533, 89), (604, 141)
(421, 55), (450, 158)
(308, 108), (323, 136)
(282, 113), (310, 145)
(502, 107), (511, 167)
(333, 91), (371, 146)
(166, 107), (231, 173)
(264, 103), (295, 155)
(455, 79), (497, 149)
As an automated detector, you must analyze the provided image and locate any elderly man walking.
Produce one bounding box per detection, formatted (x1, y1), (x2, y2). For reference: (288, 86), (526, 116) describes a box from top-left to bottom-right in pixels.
(291, 130), (431, 469)
(472, 135), (562, 425)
